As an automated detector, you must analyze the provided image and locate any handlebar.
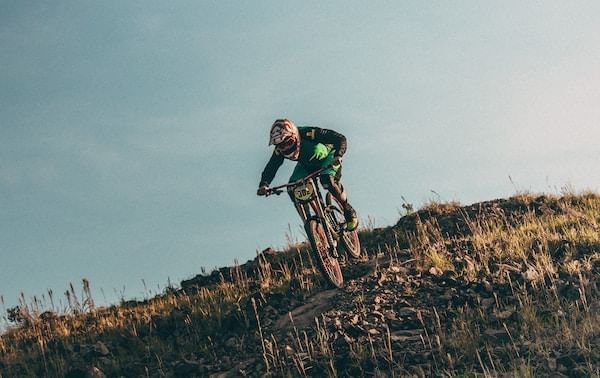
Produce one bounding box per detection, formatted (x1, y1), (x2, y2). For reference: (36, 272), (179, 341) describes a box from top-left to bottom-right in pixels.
(261, 167), (329, 197)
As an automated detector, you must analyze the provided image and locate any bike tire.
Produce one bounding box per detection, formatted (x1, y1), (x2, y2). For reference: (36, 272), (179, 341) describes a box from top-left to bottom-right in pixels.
(305, 219), (344, 288)
(325, 193), (362, 259)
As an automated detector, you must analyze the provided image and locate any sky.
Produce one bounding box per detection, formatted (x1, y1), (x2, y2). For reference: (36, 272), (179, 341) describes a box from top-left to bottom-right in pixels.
(1, 1), (599, 315)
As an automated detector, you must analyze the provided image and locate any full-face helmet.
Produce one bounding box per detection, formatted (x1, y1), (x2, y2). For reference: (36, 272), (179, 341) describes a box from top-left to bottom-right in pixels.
(269, 118), (300, 160)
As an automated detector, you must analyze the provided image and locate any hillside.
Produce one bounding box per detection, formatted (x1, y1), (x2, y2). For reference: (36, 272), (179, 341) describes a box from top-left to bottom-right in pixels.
(1, 192), (599, 377)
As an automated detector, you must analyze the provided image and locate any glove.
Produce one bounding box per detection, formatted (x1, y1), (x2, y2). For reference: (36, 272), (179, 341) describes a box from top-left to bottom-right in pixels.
(257, 183), (269, 196)
(332, 156), (342, 168)
(310, 144), (329, 161)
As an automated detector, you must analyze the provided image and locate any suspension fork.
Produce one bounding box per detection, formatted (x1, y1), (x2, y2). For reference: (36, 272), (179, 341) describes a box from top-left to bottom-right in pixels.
(291, 178), (322, 222)
(294, 202), (310, 222)
(290, 178), (339, 258)
(310, 184), (339, 258)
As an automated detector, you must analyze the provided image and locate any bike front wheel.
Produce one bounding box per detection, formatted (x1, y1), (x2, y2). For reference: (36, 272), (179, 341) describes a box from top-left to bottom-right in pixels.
(305, 219), (344, 288)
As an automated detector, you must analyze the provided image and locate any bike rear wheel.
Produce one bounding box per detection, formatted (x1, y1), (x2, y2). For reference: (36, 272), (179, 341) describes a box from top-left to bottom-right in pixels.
(325, 193), (362, 259)
(305, 219), (344, 288)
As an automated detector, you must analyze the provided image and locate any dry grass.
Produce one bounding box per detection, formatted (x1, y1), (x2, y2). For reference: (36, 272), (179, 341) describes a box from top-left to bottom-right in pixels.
(1, 192), (598, 376)
(0, 245), (331, 376)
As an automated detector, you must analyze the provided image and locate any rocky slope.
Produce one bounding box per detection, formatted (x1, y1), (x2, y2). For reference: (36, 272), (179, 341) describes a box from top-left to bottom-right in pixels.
(1, 193), (598, 377)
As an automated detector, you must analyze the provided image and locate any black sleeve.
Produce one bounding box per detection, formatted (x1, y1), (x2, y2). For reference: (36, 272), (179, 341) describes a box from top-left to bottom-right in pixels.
(301, 127), (347, 157)
(260, 150), (285, 186)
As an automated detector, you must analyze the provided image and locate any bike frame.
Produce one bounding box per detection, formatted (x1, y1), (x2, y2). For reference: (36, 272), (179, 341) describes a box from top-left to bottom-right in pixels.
(263, 166), (361, 287)
(265, 168), (339, 257)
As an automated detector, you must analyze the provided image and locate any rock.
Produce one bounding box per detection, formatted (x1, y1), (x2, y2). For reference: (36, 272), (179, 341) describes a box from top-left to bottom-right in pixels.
(483, 328), (510, 342)
(334, 317), (343, 329)
(371, 310), (385, 321)
(82, 341), (110, 360)
(409, 364), (427, 377)
(558, 364), (568, 373)
(398, 307), (417, 317)
(65, 366), (105, 378)
(523, 267), (538, 281)
(93, 342), (110, 356)
(389, 265), (408, 274)
(345, 324), (368, 337)
(225, 337), (237, 348)
(441, 288), (457, 301)
(480, 298), (495, 309)
(262, 247), (278, 256)
(209, 372), (233, 378)
(390, 333), (422, 343)
(389, 329), (423, 341)
(97, 357), (116, 371)
(481, 279), (493, 292)
(86, 367), (105, 378)
(173, 359), (204, 377)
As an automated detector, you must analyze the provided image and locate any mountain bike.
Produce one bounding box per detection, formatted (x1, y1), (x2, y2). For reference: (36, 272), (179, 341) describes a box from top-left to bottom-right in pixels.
(262, 167), (361, 287)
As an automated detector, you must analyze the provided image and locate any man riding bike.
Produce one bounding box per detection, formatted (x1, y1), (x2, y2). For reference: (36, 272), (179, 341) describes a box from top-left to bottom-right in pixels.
(257, 118), (359, 231)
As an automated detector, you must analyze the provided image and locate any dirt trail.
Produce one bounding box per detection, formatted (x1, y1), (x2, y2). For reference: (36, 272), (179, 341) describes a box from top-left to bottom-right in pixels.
(275, 289), (337, 328)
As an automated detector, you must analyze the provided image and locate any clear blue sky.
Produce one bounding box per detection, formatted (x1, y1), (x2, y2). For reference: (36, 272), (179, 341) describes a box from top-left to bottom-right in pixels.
(2, 1), (599, 313)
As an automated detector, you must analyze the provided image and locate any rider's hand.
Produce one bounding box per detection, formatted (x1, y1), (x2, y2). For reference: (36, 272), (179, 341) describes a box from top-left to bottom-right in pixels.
(332, 156), (342, 168)
(311, 144), (329, 161)
(257, 184), (269, 196)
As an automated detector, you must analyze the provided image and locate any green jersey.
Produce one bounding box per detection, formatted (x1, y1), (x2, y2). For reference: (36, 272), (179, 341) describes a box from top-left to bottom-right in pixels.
(260, 126), (347, 185)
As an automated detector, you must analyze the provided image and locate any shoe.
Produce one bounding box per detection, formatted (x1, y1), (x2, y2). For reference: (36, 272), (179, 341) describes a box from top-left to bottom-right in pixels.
(343, 204), (359, 231)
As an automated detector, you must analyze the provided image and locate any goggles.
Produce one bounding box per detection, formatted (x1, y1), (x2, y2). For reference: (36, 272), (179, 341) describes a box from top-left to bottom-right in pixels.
(276, 138), (296, 155)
